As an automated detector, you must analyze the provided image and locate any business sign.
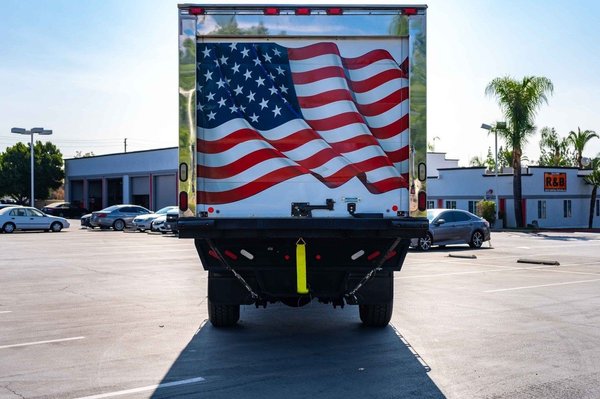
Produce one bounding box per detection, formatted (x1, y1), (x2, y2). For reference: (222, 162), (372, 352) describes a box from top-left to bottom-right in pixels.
(544, 172), (567, 191)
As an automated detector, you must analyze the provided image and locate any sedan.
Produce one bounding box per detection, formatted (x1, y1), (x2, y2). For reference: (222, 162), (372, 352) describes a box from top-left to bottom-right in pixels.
(89, 204), (151, 231)
(42, 202), (88, 218)
(413, 208), (491, 251)
(0, 206), (70, 233)
(132, 206), (177, 232)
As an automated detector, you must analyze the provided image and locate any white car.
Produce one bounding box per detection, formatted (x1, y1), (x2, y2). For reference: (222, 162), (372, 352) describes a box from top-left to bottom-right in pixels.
(151, 215), (168, 233)
(0, 206), (70, 233)
(132, 206), (177, 231)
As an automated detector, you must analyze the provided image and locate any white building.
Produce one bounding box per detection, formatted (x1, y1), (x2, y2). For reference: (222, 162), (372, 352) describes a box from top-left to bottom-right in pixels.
(63, 149), (599, 228)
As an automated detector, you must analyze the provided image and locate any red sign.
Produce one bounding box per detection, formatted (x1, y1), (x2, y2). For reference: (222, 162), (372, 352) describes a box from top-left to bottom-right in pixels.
(544, 172), (567, 191)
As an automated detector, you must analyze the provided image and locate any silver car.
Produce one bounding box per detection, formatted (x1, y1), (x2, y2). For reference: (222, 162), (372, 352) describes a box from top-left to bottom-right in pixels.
(414, 208), (491, 251)
(89, 205), (151, 231)
(132, 206), (177, 231)
(0, 206), (70, 233)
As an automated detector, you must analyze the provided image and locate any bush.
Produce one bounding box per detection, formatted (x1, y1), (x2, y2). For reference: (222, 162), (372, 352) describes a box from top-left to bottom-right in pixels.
(476, 200), (496, 225)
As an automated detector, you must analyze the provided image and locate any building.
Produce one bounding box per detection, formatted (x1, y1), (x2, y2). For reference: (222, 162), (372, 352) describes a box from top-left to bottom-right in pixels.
(63, 149), (599, 228)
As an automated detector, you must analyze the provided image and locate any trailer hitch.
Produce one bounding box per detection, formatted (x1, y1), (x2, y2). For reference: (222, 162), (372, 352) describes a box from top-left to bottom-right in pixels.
(291, 198), (335, 217)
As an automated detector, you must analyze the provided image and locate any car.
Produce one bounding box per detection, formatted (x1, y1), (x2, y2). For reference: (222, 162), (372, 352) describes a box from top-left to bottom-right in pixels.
(0, 206), (70, 233)
(413, 208), (491, 251)
(89, 204), (151, 231)
(0, 204), (21, 211)
(164, 209), (179, 234)
(150, 215), (167, 233)
(132, 206), (177, 232)
(41, 202), (88, 218)
(80, 213), (92, 228)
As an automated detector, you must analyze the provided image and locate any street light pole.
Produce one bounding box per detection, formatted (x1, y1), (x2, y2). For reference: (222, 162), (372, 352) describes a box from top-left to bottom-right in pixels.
(481, 122), (504, 227)
(10, 127), (53, 207)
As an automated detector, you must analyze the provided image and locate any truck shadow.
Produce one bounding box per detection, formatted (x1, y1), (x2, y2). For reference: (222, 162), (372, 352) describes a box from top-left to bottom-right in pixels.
(151, 304), (445, 398)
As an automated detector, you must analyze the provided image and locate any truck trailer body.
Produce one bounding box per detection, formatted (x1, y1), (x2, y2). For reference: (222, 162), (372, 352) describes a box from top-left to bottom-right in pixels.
(177, 4), (428, 327)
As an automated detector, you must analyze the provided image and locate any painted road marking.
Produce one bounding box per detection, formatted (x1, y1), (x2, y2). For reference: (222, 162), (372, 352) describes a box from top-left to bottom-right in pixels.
(0, 311), (12, 314)
(74, 377), (206, 399)
(0, 336), (85, 350)
(485, 278), (600, 293)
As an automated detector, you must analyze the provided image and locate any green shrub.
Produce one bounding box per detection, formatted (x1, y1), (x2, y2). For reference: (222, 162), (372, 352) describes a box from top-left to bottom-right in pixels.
(476, 200), (496, 225)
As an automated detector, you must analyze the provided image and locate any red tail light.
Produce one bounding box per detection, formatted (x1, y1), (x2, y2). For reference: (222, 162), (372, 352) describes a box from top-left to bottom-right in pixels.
(224, 250), (238, 260)
(295, 8), (311, 15)
(179, 191), (188, 212)
(418, 191), (427, 212)
(403, 8), (418, 15)
(188, 7), (205, 15)
(326, 8), (343, 15)
(264, 7), (279, 15)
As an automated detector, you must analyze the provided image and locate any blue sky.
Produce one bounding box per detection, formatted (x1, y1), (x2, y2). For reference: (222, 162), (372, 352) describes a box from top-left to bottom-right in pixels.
(1, 0), (600, 165)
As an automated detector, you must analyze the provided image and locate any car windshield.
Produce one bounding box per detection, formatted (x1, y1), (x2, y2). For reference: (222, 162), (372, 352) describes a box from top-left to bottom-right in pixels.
(155, 206), (175, 215)
(426, 209), (444, 221)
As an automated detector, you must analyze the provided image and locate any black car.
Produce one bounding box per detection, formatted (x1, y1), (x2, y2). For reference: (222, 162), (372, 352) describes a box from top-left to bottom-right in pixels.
(42, 202), (89, 219)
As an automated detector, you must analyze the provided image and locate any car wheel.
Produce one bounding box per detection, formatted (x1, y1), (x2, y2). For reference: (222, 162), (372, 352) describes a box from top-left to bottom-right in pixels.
(469, 230), (484, 248)
(418, 233), (433, 251)
(50, 222), (63, 232)
(113, 219), (125, 231)
(359, 301), (393, 327)
(2, 222), (16, 234)
(208, 299), (240, 327)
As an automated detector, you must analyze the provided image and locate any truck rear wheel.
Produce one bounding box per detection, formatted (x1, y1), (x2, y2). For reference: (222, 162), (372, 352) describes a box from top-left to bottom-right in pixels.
(208, 299), (240, 327)
(359, 301), (393, 327)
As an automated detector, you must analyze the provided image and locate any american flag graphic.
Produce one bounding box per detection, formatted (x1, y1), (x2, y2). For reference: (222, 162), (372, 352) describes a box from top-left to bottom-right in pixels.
(197, 41), (410, 205)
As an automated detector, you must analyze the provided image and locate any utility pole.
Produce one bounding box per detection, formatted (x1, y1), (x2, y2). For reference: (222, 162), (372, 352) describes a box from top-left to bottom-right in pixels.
(124, 138), (127, 153)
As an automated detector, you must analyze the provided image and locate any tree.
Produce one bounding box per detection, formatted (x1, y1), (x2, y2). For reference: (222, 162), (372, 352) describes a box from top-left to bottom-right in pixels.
(584, 157), (600, 229)
(469, 155), (484, 167)
(486, 76), (554, 227)
(0, 141), (64, 204)
(568, 127), (598, 169)
(538, 127), (573, 166)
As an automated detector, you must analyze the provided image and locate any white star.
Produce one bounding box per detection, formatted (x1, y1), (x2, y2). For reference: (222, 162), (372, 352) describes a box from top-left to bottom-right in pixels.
(246, 91), (256, 102)
(202, 47), (211, 58)
(228, 42), (237, 51)
(204, 70), (213, 81)
(272, 105), (282, 117)
(214, 59), (220, 66)
(233, 85), (243, 96)
(229, 104), (239, 113)
(268, 72), (275, 81)
(216, 78), (226, 89)
(263, 53), (272, 63)
(231, 62), (240, 74)
(255, 76), (265, 87)
(220, 55), (228, 65)
(198, 103), (205, 111)
(240, 47), (250, 58)
(273, 48), (281, 57)
(250, 113), (259, 123)
(268, 86), (278, 96)
(253, 57), (261, 66)
(279, 84), (288, 94)
(207, 111), (216, 121)
(244, 69), (252, 80)
(217, 97), (227, 108)
(259, 98), (269, 110)
(206, 92), (215, 101)
(275, 66), (285, 75)
(197, 83), (203, 92)
(239, 104), (246, 113)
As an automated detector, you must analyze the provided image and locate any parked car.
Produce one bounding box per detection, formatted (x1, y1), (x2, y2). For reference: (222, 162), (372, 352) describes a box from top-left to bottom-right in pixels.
(0, 206), (70, 233)
(150, 215), (167, 233)
(42, 202), (88, 218)
(89, 205), (151, 231)
(132, 206), (177, 231)
(80, 213), (92, 228)
(0, 204), (20, 211)
(413, 208), (491, 251)
(164, 209), (179, 234)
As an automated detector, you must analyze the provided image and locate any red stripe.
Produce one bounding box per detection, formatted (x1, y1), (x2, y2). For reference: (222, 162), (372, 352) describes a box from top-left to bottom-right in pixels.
(198, 128), (262, 154)
(289, 44), (397, 71)
(348, 69), (407, 93)
(351, 155), (395, 174)
(385, 145), (410, 164)
(292, 66), (345, 84)
(198, 149), (294, 179)
(355, 87), (409, 117)
(329, 136), (379, 154)
(364, 176), (408, 193)
(369, 114), (409, 140)
(297, 89), (354, 109)
(306, 111), (365, 131)
(199, 166), (306, 205)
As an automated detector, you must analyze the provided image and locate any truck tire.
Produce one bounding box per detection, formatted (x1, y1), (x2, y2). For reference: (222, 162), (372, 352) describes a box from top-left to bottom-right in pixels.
(208, 299), (240, 327)
(359, 301), (393, 327)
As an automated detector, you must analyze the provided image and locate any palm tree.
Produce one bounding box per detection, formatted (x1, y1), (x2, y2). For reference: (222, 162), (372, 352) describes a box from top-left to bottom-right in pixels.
(469, 156), (484, 167)
(568, 127), (598, 169)
(485, 76), (554, 227)
(538, 127), (573, 166)
(584, 158), (600, 229)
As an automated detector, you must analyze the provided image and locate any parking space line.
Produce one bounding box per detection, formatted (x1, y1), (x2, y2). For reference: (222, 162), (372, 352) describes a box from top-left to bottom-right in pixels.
(0, 336), (85, 350)
(484, 278), (600, 293)
(74, 377), (206, 399)
(0, 311), (12, 314)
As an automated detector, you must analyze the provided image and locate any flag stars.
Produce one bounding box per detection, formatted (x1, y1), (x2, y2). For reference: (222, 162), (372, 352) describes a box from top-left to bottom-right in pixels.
(268, 72), (276, 81)
(240, 47), (250, 58)
(216, 78), (226, 89)
(253, 57), (261, 66)
(217, 97), (227, 108)
(275, 66), (285, 75)
(214, 59), (220, 66)
(272, 105), (282, 117)
(263, 53), (272, 63)
(233, 85), (243, 96)
(250, 113), (259, 123)
(228, 42), (237, 51)
(259, 98), (269, 110)
(247, 91), (256, 102)
(219, 55), (228, 65)
(231, 62), (240, 74)
(255, 76), (265, 87)
(201, 47), (211, 58)
(207, 111), (216, 121)
(273, 48), (281, 57)
(204, 70), (213, 81)
(229, 104), (239, 113)
(268, 86), (278, 96)
(206, 92), (215, 101)
(279, 84), (289, 94)
(244, 70), (253, 80)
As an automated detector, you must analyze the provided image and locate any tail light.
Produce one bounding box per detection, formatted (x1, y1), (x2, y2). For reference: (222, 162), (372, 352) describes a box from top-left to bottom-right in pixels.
(264, 7), (279, 15)
(326, 8), (343, 15)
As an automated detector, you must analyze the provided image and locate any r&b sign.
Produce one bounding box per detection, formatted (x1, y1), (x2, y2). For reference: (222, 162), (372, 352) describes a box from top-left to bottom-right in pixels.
(544, 172), (567, 191)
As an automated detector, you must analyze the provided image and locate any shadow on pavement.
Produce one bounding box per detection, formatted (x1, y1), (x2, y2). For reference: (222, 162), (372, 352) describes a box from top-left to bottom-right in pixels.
(151, 304), (445, 398)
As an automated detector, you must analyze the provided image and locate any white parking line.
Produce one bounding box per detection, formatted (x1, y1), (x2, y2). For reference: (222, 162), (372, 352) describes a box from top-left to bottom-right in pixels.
(0, 311), (12, 314)
(485, 278), (600, 293)
(0, 336), (85, 350)
(74, 377), (206, 399)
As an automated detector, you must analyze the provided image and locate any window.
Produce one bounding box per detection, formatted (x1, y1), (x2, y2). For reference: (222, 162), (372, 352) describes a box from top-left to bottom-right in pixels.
(426, 200), (435, 209)
(445, 200), (456, 209)
(454, 211), (471, 222)
(537, 200), (546, 219)
(563, 200), (572, 218)
(468, 201), (478, 214)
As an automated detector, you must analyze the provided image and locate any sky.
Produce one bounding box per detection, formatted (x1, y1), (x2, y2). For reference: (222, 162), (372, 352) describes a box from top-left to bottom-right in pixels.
(1, 0), (600, 165)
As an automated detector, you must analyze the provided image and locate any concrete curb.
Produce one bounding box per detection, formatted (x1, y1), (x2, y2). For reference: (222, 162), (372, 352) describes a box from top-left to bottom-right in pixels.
(517, 258), (560, 266)
(448, 254), (477, 259)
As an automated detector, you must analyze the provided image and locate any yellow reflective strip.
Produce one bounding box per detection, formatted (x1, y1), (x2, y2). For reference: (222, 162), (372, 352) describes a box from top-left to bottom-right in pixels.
(296, 241), (309, 294)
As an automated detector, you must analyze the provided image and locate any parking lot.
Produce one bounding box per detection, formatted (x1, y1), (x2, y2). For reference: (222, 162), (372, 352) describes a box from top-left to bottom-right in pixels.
(1, 226), (600, 398)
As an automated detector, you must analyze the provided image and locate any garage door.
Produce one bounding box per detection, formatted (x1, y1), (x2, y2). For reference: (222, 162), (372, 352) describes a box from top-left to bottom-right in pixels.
(154, 174), (176, 210)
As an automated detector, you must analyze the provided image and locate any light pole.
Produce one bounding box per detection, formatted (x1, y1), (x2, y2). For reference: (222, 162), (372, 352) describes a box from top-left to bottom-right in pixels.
(481, 122), (505, 227)
(10, 127), (53, 207)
